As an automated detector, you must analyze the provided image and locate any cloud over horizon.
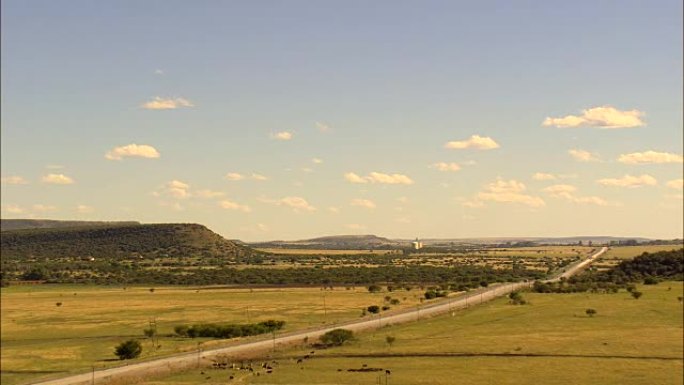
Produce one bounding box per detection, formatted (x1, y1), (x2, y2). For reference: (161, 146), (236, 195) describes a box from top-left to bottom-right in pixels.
(271, 131), (293, 141)
(464, 179), (545, 208)
(344, 172), (414, 185)
(597, 174), (657, 188)
(105, 144), (160, 160)
(141, 97), (194, 110)
(219, 199), (251, 212)
(568, 149), (599, 162)
(429, 162), (461, 172)
(617, 151), (683, 164)
(543, 106), (645, 128)
(444, 135), (500, 150)
(42, 173), (75, 185)
(543, 184), (614, 206)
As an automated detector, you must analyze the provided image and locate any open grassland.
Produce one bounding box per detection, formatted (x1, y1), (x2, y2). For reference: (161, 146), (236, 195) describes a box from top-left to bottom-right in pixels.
(593, 244), (684, 270)
(602, 245), (684, 259)
(0, 285), (424, 385)
(255, 248), (396, 255)
(145, 282), (683, 385)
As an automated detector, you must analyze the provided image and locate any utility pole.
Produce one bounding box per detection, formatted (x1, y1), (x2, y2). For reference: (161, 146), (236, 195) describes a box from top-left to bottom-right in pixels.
(272, 331), (276, 352)
(197, 342), (201, 368)
(91, 366), (95, 385)
(323, 293), (327, 324)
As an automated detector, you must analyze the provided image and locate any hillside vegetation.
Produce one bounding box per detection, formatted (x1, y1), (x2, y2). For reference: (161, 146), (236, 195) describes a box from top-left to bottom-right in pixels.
(0, 223), (252, 260)
(0, 219), (140, 231)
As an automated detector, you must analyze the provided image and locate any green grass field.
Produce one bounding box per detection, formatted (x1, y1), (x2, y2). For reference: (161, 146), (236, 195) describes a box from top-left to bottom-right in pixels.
(144, 282), (684, 385)
(602, 245), (684, 259)
(0, 285), (423, 385)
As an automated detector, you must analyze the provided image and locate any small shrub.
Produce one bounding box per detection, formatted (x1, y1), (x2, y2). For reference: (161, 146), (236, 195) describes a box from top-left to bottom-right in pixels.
(367, 285), (382, 293)
(367, 305), (380, 314)
(585, 308), (597, 317)
(643, 277), (659, 285)
(114, 339), (142, 360)
(320, 329), (353, 347)
(55, 302), (62, 307)
(631, 291), (643, 300)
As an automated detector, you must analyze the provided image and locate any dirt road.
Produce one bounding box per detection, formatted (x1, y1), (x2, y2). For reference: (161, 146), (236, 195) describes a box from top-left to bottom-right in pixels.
(31, 247), (607, 385)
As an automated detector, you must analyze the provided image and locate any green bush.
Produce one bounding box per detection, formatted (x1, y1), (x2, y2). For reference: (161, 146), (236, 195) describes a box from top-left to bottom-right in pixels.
(320, 329), (353, 346)
(114, 339), (142, 360)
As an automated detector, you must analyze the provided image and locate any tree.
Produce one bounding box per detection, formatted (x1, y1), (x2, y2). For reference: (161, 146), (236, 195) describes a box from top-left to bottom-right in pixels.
(585, 308), (597, 317)
(367, 305), (380, 314)
(320, 329), (353, 347)
(385, 335), (396, 348)
(114, 339), (142, 360)
(22, 268), (48, 281)
(55, 302), (63, 307)
(508, 291), (526, 305)
(367, 285), (382, 293)
(631, 291), (643, 300)
(479, 281), (489, 288)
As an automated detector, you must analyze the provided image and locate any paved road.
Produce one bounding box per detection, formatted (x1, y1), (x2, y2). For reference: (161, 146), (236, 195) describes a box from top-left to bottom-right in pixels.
(31, 247), (608, 385)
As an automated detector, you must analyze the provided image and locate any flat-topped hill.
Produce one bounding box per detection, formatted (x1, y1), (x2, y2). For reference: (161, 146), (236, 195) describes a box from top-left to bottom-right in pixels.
(0, 223), (253, 259)
(0, 219), (140, 232)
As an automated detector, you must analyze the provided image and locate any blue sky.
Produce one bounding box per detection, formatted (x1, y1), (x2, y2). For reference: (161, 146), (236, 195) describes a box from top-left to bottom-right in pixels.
(2, 1), (682, 240)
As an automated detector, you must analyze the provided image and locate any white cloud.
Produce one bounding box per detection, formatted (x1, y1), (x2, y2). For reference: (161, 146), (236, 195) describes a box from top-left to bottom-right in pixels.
(271, 131), (293, 141)
(328, 206), (340, 214)
(469, 179), (545, 208)
(617, 151), (683, 165)
(76, 205), (94, 213)
(344, 172), (368, 184)
(165, 180), (191, 199)
(568, 149), (599, 162)
(218, 199), (251, 212)
(154, 69), (164, 75)
(429, 162), (461, 172)
(542, 184), (577, 195)
(312, 158), (323, 164)
(2, 204), (25, 214)
(543, 184), (614, 206)
(444, 135), (500, 150)
(543, 106), (645, 129)
(346, 223), (367, 230)
(1, 176), (28, 185)
(279, 196), (316, 211)
(141, 97), (194, 110)
(344, 171), (414, 185)
(597, 174), (657, 188)
(260, 196), (316, 212)
(105, 144), (160, 160)
(194, 189), (225, 198)
(532, 172), (556, 181)
(225, 173), (245, 181)
(666, 179), (683, 190)
(315, 121), (332, 133)
(250, 173), (268, 181)
(301, 168), (314, 173)
(42, 173), (75, 185)
(350, 198), (377, 209)
(225, 172), (267, 181)
(485, 179), (527, 193)
(32, 204), (57, 212)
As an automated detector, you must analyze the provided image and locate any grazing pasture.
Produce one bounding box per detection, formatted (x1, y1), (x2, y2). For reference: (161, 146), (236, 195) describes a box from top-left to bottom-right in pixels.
(0, 285), (423, 385)
(144, 282), (683, 385)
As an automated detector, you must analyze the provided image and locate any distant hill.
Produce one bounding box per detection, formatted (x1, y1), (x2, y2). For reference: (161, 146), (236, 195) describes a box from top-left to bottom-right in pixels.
(0, 223), (254, 259)
(251, 234), (402, 250)
(1, 219), (140, 232)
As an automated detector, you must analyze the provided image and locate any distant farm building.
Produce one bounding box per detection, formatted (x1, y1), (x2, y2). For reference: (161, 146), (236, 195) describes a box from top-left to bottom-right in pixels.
(412, 238), (423, 250)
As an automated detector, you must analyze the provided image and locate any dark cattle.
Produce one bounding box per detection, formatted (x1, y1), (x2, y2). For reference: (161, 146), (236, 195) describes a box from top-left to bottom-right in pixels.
(386, 369), (391, 375)
(297, 359), (303, 364)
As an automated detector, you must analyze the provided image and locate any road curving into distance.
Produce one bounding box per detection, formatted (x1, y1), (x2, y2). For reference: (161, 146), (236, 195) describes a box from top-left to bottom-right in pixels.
(31, 247), (608, 385)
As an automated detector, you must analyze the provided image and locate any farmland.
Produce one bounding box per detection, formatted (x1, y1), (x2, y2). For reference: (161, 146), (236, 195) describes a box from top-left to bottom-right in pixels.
(144, 281), (684, 385)
(0, 285), (426, 385)
(0, 243), (679, 385)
